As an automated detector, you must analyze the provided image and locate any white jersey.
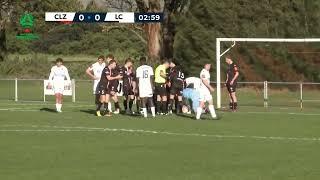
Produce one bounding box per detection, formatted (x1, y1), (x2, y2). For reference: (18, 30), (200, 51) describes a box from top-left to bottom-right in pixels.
(185, 77), (202, 90)
(200, 69), (212, 101)
(200, 69), (210, 87)
(49, 65), (70, 83)
(88, 62), (106, 94)
(136, 65), (154, 97)
(48, 65), (70, 94)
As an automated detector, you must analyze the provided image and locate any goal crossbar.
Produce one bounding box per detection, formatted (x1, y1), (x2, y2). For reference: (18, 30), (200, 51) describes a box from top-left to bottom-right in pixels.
(216, 38), (320, 109)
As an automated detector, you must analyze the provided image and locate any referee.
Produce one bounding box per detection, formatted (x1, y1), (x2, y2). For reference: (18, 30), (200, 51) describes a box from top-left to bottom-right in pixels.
(154, 59), (170, 115)
(225, 56), (239, 111)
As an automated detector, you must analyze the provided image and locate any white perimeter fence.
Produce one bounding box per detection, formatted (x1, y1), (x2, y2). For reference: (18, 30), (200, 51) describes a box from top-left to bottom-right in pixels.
(0, 79), (319, 108)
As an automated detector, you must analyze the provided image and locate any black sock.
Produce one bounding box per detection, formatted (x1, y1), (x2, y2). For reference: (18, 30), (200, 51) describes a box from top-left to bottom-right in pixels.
(156, 101), (161, 113)
(229, 102), (233, 110)
(136, 100), (140, 112)
(95, 94), (100, 105)
(123, 99), (128, 110)
(129, 99), (134, 110)
(115, 102), (120, 110)
(177, 101), (182, 113)
(96, 102), (102, 111)
(168, 99), (174, 111)
(103, 103), (108, 112)
(234, 102), (238, 110)
(162, 101), (168, 114)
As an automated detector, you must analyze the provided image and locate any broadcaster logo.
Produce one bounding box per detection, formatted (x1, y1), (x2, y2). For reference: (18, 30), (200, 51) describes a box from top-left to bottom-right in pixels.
(16, 13), (39, 40)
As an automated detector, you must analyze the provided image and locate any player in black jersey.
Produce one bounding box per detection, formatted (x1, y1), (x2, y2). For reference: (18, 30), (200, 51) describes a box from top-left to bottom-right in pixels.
(96, 60), (120, 116)
(168, 61), (185, 114)
(121, 58), (136, 114)
(108, 62), (123, 114)
(225, 56), (239, 111)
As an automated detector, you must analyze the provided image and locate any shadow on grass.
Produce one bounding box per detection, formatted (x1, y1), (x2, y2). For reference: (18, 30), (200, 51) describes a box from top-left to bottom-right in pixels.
(80, 109), (96, 115)
(40, 108), (56, 113)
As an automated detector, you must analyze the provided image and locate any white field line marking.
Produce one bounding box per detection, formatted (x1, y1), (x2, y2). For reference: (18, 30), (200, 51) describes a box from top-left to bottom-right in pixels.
(1, 125), (320, 142)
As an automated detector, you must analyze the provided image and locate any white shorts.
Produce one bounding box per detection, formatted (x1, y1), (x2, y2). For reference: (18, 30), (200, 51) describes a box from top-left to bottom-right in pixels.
(53, 82), (64, 94)
(199, 88), (212, 102)
(93, 80), (99, 94)
(139, 88), (153, 98)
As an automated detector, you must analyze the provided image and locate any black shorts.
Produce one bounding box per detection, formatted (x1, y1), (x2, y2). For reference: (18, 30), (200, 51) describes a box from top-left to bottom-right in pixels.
(226, 82), (237, 93)
(98, 84), (109, 95)
(155, 83), (167, 96)
(123, 85), (134, 96)
(170, 85), (183, 96)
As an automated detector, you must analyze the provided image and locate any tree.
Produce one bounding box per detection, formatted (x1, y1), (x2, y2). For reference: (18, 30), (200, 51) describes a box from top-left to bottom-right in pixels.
(0, 0), (15, 61)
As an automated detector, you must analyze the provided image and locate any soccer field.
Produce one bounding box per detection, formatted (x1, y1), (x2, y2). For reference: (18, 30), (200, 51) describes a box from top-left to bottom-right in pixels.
(0, 101), (320, 180)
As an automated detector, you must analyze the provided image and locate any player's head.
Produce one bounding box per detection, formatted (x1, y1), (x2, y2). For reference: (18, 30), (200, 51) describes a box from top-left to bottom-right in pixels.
(55, 58), (63, 67)
(140, 56), (147, 65)
(108, 59), (117, 69)
(225, 56), (233, 64)
(181, 105), (189, 114)
(162, 59), (171, 69)
(170, 61), (176, 68)
(106, 54), (114, 63)
(125, 58), (133, 68)
(98, 55), (105, 64)
(204, 63), (211, 71)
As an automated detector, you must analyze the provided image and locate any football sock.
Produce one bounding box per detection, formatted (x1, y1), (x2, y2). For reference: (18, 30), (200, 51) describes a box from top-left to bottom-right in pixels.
(108, 102), (112, 112)
(96, 102), (102, 111)
(129, 99), (134, 110)
(208, 105), (217, 118)
(156, 101), (161, 113)
(136, 100), (140, 112)
(177, 101), (182, 113)
(56, 103), (59, 111)
(229, 102), (233, 110)
(95, 94), (100, 105)
(196, 107), (202, 120)
(115, 102), (120, 110)
(123, 99), (128, 110)
(103, 103), (108, 111)
(151, 107), (155, 117)
(162, 101), (168, 114)
(142, 108), (147, 118)
(234, 102), (238, 110)
(168, 99), (174, 111)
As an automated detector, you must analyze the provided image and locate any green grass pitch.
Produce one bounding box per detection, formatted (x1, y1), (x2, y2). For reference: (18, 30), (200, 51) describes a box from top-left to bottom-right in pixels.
(0, 100), (320, 180)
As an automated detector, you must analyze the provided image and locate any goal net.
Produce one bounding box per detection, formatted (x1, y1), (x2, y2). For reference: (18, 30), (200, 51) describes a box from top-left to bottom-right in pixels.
(216, 38), (320, 109)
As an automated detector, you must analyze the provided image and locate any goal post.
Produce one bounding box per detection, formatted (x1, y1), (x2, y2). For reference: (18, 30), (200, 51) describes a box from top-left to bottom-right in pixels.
(216, 38), (320, 109)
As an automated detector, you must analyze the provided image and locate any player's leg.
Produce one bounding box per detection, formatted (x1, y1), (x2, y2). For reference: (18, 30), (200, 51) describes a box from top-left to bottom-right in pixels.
(54, 82), (64, 112)
(226, 84), (233, 110)
(112, 93), (120, 114)
(104, 94), (112, 116)
(128, 94), (135, 113)
(140, 97), (148, 118)
(155, 85), (161, 114)
(161, 86), (168, 114)
(123, 95), (128, 111)
(176, 95), (183, 114)
(196, 101), (205, 120)
(231, 92), (237, 111)
(168, 93), (175, 114)
(207, 98), (217, 119)
(96, 94), (105, 116)
(147, 97), (156, 117)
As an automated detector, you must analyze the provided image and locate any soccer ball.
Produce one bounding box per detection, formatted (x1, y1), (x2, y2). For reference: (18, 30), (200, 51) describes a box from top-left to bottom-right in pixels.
(182, 105), (189, 114)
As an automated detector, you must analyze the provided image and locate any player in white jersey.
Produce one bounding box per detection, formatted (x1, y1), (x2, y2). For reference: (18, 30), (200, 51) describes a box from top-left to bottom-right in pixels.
(86, 55), (106, 108)
(136, 57), (155, 118)
(48, 58), (71, 113)
(199, 63), (217, 119)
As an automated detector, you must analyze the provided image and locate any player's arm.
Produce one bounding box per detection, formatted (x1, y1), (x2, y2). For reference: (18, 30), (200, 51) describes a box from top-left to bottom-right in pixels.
(160, 70), (166, 79)
(48, 67), (54, 87)
(201, 75), (214, 92)
(85, 66), (96, 80)
(230, 66), (239, 85)
(150, 75), (155, 91)
(64, 67), (71, 81)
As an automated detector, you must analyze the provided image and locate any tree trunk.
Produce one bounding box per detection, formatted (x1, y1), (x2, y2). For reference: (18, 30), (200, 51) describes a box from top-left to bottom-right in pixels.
(162, 5), (175, 60)
(0, 25), (6, 62)
(144, 0), (161, 62)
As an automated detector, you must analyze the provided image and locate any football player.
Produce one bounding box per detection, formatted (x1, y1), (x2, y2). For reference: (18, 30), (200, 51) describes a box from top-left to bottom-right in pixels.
(121, 58), (136, 114)
(168, 61), (185, 114)
(225, 56), (239, 111)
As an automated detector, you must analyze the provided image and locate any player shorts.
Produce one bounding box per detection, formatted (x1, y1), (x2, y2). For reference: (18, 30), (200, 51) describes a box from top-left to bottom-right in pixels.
(123, 85), (134, 96)
(93, 80), (100, 95)
(199, 88), (212, 102)
(170, 85), (183, 96)
(97, 83), (108, 95)
(53, 81), (64, 94)
(226, 82), (237, 93)
(155, 83), (167, 96)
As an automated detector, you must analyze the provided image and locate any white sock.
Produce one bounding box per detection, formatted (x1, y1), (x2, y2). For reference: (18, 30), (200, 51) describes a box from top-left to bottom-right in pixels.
(196, 107), (202, 120)
(208, 105), (216, 118)
(56, 103), (59, 111)
(151, 107), (155, 117)
(108, 102), (112, 112)
(142, 108), (147, 118)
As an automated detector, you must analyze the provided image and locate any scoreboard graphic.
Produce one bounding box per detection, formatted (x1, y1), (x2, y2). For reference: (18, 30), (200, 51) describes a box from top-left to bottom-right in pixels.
(45, 12), (163, 23)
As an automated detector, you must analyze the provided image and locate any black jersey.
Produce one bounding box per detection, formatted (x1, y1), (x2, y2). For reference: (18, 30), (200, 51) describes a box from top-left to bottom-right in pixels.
(227, 63), (239, 82)
(99, 66), (112, 86)
(169, 66), (185, 87)
(121, 66), (135, 87)
(109, 65), (122, 88)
